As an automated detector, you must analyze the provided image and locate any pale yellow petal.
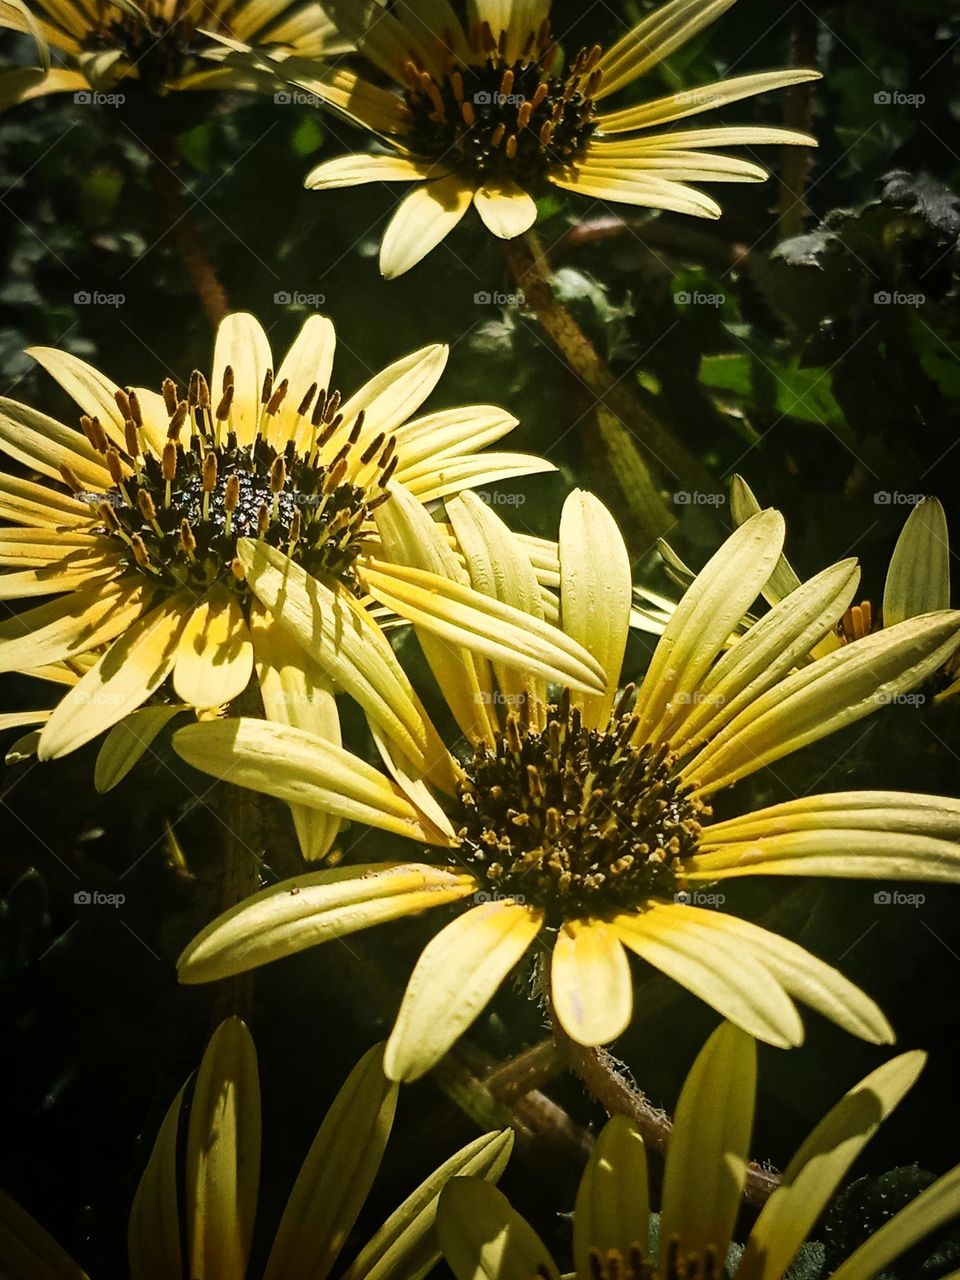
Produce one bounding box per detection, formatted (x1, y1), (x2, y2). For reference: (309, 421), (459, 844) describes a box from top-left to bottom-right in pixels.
(473, 177), (538, 239)
(594, 0), (739, 98)
(660, 1022), (755, 1272)
(0, 1187), (88, 1279)
(178, 863), (477, 984)
(272, 313), (337, 452)
(0, 394), (110, 487)
(438, 1180), (560, 1280)
(211, 312), (272, 448)
(551, 920), (633, 1046)
(172, 590), (254, 709)
(305, 153), (449, 189)
(380, 176), (475, 279)
(596, 69), (822, 131)
(95, 703), (187, 792)
(883, 497), (950, 626)
(128, 1082), (184, 1280)
(0, 578), (147, 674)
(384, 900), (544, 1082)
(573, 1116), (650, 1279)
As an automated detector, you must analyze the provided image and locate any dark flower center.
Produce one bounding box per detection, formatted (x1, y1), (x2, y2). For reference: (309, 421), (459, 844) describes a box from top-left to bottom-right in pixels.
(403, 22), (600, 181)
(455, 689), (706, 922)
(63, 369), (395, 596)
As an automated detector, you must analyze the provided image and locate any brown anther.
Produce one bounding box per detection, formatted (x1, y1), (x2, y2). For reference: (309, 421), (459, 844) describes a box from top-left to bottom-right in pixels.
(124, 420), (140, 459)
(224, 473), (240, 514)
(451, 69), (464, 101)
(347, 409), (366, 445)
(202, 452), (218, 493)
(130, 534), (150, 567)
(540, 120), (554, 145)
(401, 58), (420, 88)
(461, 99), (476, 126)
(297, 382), (317, 417)
(222, 365), (234, 392)
(80, 414), (108, 454)
(231, 558), (245, 581)
(289, 510), (302, 544)
(162, 442), (177, 481)
(59, 463), (83, 494)
(500, 68), (514, 97)
(359, 431), (386, 466)
(517, 101), (533, 129)
(137, 489), (158, 522)
(98, 501), (120, 531)
(167, 400), (188, 439)
(380, 454), (399, 487)
(505, 133), (518, 159)
(105, 448), (124, 486)
(188, 369), (201, 407)
(216, 385), (234, 421)
(179, 519), (196, 556)
(324, 389), (341, 423)
(260, 368), (274, 405)
(114, 388), (132, 420)
(324, 456), (348, 493)
(270, 456), (286, 493)
(196, 374), (210, 411)
(531, 81), (549, 108)
(257, 503), (270, 535)
(480, 19), (496, 51)
(162, 378), (179, 416)
(311, 388), (328, 427)
(491, 122), (506, 147)
(266, 378), (289, 415)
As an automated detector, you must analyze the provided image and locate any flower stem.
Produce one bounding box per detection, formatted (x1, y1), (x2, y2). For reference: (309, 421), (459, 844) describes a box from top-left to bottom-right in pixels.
(501, 228), (716, 544)
(548, 992), (781, 1206)
(137, 120), (229, 328)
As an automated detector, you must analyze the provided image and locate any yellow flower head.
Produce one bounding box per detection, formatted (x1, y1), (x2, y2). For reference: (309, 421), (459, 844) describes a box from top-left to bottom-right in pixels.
(173, 488), (960, 1079)
(0, 0), (347, 105)
(297, 0), (820, 276)
(438, 1024), (960, 1280)
(0, 1017), (513, 1278)
(0, 311), (552, 828)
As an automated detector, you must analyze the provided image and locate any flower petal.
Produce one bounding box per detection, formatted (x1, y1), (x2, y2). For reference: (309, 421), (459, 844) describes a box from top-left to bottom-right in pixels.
(305, 153), (449, 190)
(551, 920), (633, 1047)
(883, 497), (950, 627)
(438, 1179), (559, 1280)
(185, 1018), (260, 1280)
(384, 900), (544, 1082)
(172, 590), (254, 709)
(660, 1022), (755, 1273)
(0, 578), (147, 675)
(178, 863), (477, 985)
(174, 717), (451, 844)
(0, 1187), (87, 1279)
(559, 489), (632, 729)
(596, 68), (822, 130)
(614, 903), (803, 1048)
(26, 346), (127, 445)
(474, 177), (538, 239)
(94, 703), (187, 792)
(338, 343), (449, 443)
(264, 1045), (397, 1280)
(38, 597), (187, 760)
(594, 0), (739, 98)
(211, 312), (272, 448)
(573, 1116), (650, 1280)
(549, 169), (722, 218)
(272, 314), (337, 452)
(633, 509), (785, 743)
(684, 610), (960, 794)
(128, 1080), (184, 1280)
(737, 1052), (925, 1280)
(346, 1129), (515, 1280)
(380, 176), (475, 279)
(0, 394), (110, 487)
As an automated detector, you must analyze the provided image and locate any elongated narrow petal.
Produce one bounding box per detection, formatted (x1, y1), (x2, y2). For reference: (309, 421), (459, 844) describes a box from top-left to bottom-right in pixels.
(594, 0), (739, 98)
(883, 497), (950, 627)
(551, 920), (633, 1046)
(633, 509), (785, 742)
(549, 170), (722, 218)
(384, 900), (544, 1082)
(0, 395), (110, 487)
(669, 558), (860, 756)
(474, 177), (538, 239)
(0, 1188), (88, 1279)
(686, 828), (960, 884)
(438, 1179), (560, 1280)
(238, 539), (433, 773)
(95, 703), (187, 793)
(211, 312), (272, 448)
(172, 590), (254, 709)
(345, 1129), (515, 1280)
(38, 596), (188, 760)
(178, 863), (477, 984)
(702, 791), (960, 845)
(829, 1164), (960, 1280)
(362, 559), (606, 695)
(665, 904), (893, 1043)
(685, 611), (960, 793)
(614, 903), (804, 1048)
(251, 607), (342, 861)
(339, 343), (449, 442)
(401, 453), (555, 504)
(573, 1116), (650, 1279)
(305, 154), (450, 189)
(596, 69), (822, 131)
(173, 718), (451, 844)
(380, 175), (475, 279)
(661, 1023), (755, 1274)
(272, 314), (337, 452)
(186, 1018), (260, 1280)
(26, 346), (127, 444)
(264, 1045), (397, 1280)
(129, 1084), (185, 1280)
(559, 489), (632, 729)
(729, 475), (803, 605)
(736, 1052), (925, 1280)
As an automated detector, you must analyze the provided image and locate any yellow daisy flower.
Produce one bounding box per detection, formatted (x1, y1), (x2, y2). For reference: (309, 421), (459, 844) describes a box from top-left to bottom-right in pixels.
(0, 0), (349, 108)
(438, 1022), (960, 1280)
(0, 1016), (513, 1279)
(292, 0), (820, 277)
(172, 487), (960, 1079)
(0, 310), (574, 859)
